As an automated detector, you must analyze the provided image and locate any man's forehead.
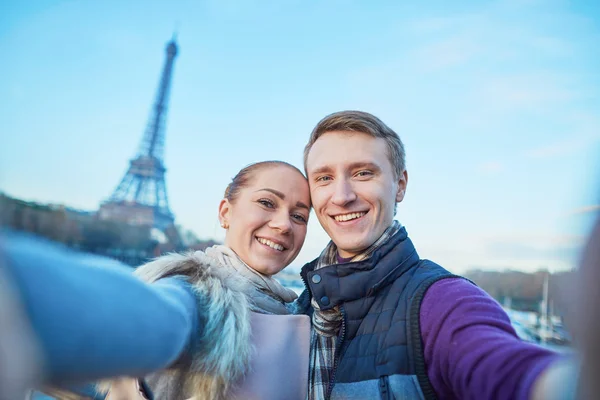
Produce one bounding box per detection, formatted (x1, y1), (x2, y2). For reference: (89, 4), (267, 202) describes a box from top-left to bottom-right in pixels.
(306, 132), (387, 173)
(308, 130), (385, 155)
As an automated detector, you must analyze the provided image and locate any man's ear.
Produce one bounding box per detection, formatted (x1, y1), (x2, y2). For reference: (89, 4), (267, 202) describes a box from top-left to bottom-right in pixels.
(396, 170), (408, 202)
(218, 199), (231, 229)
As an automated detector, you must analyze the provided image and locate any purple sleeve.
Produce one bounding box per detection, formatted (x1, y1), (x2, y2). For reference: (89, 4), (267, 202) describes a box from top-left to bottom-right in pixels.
(420, 278), (561, 400)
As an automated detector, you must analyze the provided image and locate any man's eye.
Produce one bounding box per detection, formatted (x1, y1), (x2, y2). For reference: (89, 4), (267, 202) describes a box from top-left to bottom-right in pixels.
(316, 176), (332, 182)
(356, 170), (373, 177)
(258, 199), (274, 208)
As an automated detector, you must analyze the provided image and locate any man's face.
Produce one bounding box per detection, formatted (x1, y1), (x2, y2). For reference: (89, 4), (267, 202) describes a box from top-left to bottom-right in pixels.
(306, 131), (407, 258)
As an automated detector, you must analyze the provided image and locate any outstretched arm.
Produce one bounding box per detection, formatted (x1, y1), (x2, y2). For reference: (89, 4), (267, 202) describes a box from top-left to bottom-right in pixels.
(0, 230), (198, 388)
(420, 277), (573, 400)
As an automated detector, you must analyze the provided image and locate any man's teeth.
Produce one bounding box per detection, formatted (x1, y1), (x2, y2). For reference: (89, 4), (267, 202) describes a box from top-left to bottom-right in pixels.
(256, 237), (284, 251)
(334, 212), (366, 222)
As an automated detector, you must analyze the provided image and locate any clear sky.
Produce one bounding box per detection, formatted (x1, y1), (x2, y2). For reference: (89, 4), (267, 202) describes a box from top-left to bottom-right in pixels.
(2, 0), (599, 274)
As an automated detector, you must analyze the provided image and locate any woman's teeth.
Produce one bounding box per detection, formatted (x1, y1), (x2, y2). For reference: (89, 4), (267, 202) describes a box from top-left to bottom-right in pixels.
(256, 237), (284, 251)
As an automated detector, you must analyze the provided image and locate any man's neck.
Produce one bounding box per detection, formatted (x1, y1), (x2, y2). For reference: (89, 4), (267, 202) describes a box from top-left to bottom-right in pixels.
(336, 253), (354, 264)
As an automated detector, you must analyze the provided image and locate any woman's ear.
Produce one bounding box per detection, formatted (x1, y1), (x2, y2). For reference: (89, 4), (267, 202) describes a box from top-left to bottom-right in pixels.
(218, 199), (231, 229)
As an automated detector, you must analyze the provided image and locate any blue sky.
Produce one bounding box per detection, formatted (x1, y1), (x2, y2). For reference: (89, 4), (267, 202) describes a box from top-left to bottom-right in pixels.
(1, 0), (599, 273)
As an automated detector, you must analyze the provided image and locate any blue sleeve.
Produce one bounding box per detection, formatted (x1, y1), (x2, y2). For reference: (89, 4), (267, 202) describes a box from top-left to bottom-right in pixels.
(0, 230), (199, 385)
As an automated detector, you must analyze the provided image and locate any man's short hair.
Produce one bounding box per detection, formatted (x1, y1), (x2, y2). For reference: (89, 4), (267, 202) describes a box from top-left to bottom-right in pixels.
(303, 110), (406, 178)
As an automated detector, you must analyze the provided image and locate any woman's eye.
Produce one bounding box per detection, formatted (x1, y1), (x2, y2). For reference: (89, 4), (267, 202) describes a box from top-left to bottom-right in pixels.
(292, 214), (308, 224)
(258, 199), (274, 208)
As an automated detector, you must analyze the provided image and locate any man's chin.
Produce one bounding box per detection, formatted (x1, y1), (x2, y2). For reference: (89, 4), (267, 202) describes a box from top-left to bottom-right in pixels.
(334, 239), (371, 257)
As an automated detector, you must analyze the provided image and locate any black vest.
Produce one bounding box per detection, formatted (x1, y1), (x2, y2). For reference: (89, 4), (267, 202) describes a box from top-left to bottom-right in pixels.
(299, 227), (458, 400)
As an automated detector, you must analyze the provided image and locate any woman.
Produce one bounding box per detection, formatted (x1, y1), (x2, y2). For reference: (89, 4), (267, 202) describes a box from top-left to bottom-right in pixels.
(12, 160), (311, 400)
(99, 160), (312, 400)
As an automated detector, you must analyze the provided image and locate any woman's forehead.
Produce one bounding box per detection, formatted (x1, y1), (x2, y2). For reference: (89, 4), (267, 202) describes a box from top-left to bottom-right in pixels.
(252, 164), (305, 181)
(247, 167), (309, 200)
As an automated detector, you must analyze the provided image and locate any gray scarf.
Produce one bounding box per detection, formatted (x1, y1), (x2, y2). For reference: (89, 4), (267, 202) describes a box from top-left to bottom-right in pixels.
(308, 221), (402, 400)
(204, 245), (298, 315)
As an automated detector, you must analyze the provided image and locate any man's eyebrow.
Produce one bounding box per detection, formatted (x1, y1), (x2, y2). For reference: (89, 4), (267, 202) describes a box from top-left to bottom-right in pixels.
(309, 162), (381, 176)
(349, 162), (381, 171)
(308, 165), (333, 177)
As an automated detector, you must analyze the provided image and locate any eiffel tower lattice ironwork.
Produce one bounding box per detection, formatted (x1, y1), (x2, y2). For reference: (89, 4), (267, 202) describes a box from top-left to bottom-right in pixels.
(99, 37), (178, 231)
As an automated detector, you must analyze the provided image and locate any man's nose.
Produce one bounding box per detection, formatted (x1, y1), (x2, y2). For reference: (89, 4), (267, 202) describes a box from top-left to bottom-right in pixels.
(331, 179), (357, 206)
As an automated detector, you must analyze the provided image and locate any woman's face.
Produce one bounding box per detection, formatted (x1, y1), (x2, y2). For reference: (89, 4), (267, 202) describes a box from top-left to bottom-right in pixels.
(219, 165), (311, 276)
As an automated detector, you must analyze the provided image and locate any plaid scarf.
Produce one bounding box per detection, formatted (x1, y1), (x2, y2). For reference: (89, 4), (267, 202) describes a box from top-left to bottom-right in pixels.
(307, 221), (402, 400)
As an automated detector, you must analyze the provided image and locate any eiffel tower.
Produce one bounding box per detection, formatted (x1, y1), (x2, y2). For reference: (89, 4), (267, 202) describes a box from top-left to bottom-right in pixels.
(98, 37), (178, 232)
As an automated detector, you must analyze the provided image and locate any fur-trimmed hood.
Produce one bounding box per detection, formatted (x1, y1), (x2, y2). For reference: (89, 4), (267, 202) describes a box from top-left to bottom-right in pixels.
(135, 250), (254, 400)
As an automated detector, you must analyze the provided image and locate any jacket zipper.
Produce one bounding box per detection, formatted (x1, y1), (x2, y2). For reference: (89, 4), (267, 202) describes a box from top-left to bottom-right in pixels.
(325, 305), (347, 400)
(301, 271), (347, 400)
(379, 376), (392, 400)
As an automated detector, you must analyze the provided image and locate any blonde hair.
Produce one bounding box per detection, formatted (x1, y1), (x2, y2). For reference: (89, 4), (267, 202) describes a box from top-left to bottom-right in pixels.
(303, 110), (406, 178)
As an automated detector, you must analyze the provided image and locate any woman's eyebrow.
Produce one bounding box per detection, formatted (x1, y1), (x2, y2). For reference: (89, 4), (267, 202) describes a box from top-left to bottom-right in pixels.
(255, 188), (309, 209)
(255, 188), (285, 199)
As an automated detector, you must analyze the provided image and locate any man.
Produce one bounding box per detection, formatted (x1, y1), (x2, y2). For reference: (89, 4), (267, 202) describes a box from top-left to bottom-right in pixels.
(297, 110), (578, 400)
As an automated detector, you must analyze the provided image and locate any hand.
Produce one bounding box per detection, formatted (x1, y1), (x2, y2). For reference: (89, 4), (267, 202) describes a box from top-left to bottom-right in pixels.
(575, 214), (600, 399)
(531, 213), (599, 400)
